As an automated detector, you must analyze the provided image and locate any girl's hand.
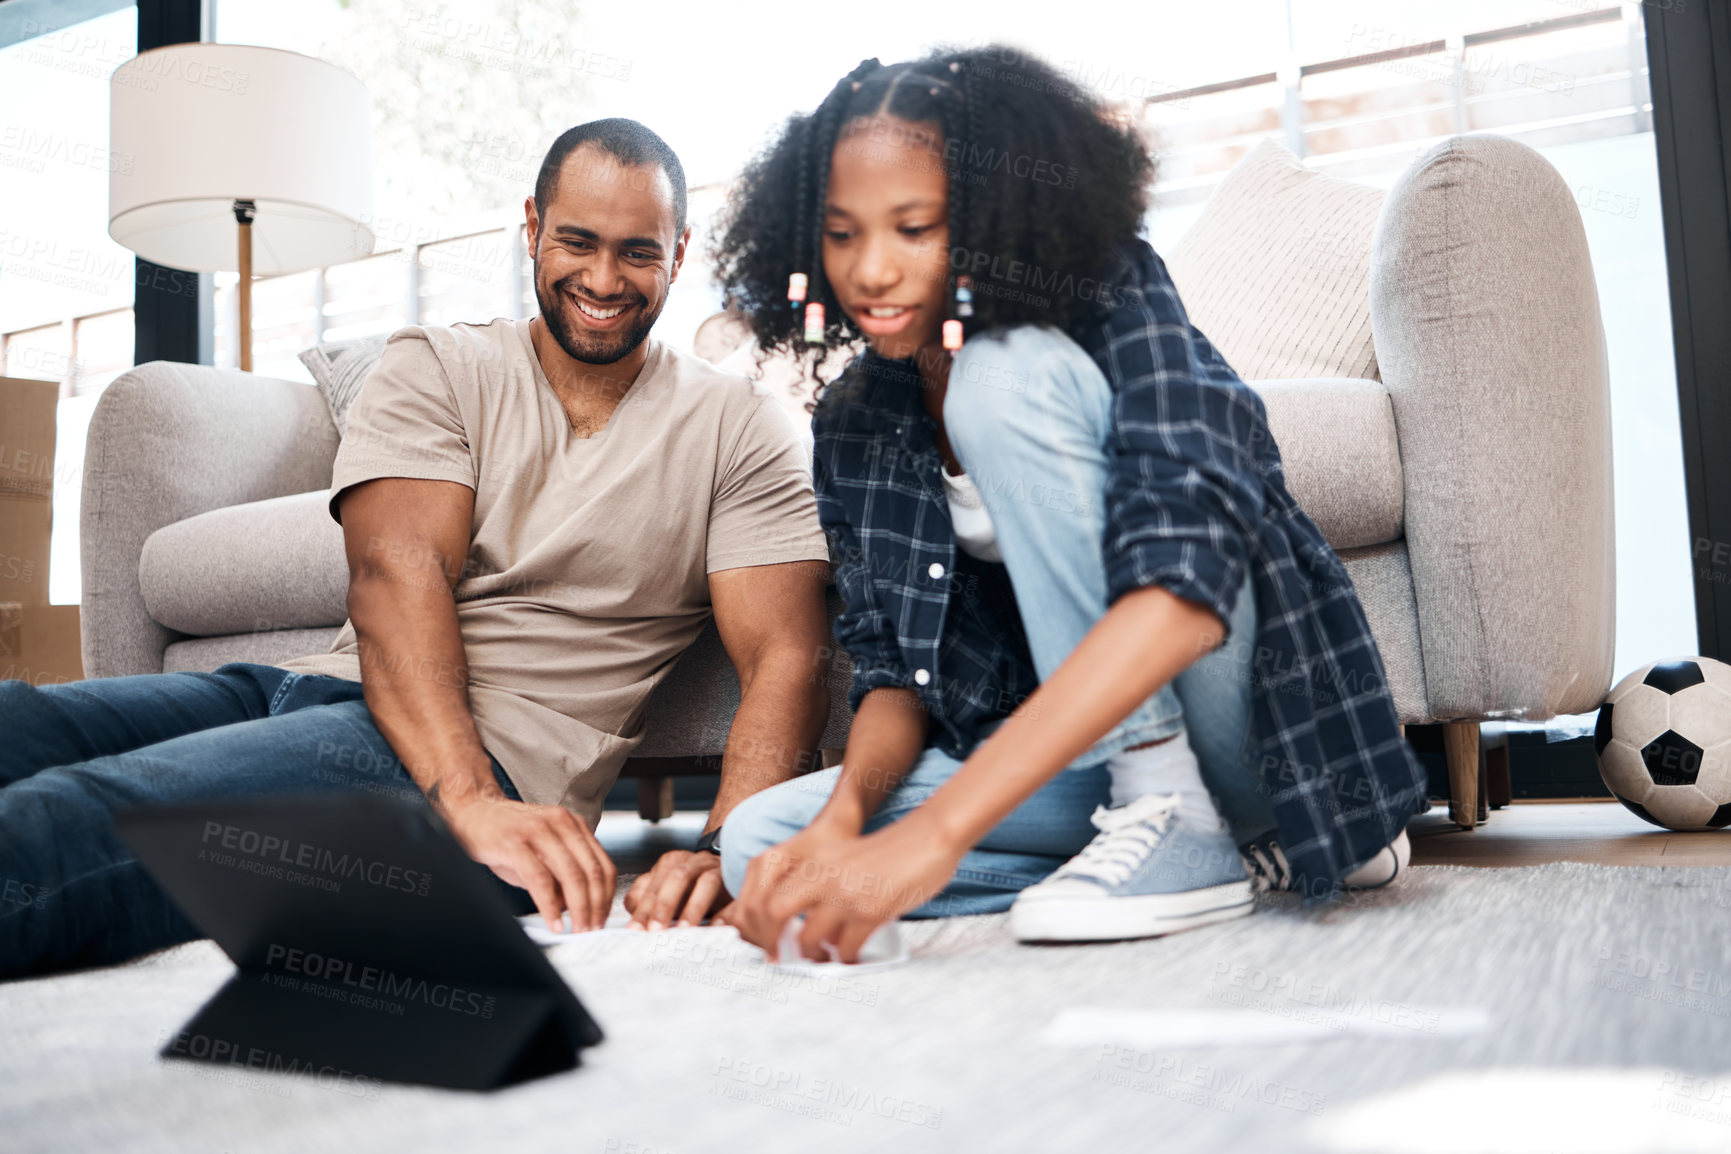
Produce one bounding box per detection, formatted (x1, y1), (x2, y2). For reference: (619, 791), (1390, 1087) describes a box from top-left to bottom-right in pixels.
(722, 814), (966, 962)
(717, 817), (859, 954)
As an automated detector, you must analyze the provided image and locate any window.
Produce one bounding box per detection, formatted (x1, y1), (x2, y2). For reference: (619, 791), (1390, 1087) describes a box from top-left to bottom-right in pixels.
(1140, 3), (1685, 732)
(0, 5), (140, 605)
(196, 2), (1694, 730)
(0, 5), (138, 396)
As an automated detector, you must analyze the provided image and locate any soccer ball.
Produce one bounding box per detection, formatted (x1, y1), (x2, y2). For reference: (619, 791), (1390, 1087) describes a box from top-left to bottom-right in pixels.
(1595, 657), (1731, 831)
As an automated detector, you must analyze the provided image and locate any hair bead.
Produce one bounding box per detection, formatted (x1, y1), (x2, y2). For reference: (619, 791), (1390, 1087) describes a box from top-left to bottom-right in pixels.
(792, 117), (811, 330)
(944, 59), (972, 355)
(787, 272), (807, 308)
(955, 275), (974, 318)
(804, 302), (826, 345)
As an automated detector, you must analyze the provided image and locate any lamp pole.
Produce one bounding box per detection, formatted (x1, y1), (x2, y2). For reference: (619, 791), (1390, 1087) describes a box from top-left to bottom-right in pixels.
(233, 199), (256, 372)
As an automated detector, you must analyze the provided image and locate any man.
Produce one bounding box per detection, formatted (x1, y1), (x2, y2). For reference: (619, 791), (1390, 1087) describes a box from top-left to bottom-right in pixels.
(0, 119), (832, 977)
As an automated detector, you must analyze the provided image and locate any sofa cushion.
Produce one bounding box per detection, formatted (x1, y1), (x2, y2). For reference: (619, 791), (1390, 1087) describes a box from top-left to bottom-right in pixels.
(1167, 139), (1384, 382)
(140, 490), (348, 637)
(163, 627), (344, 673)
(299, 335), (388, 436)
(1249, 378), (1403, 550)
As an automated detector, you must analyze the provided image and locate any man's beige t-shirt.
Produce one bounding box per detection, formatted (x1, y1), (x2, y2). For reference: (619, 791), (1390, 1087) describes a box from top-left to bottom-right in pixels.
(279, 318), (826, 822)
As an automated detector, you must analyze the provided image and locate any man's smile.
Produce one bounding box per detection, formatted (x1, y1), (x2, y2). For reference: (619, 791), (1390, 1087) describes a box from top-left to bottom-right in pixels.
(566, 290), (635, 329)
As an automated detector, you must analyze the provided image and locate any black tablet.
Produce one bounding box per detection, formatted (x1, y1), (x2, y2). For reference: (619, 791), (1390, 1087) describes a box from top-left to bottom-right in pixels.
(115, 793), (603, 1090)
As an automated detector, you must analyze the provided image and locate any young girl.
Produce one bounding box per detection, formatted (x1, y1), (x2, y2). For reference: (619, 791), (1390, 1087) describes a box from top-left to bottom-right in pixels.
(710, 47), (1425, 960)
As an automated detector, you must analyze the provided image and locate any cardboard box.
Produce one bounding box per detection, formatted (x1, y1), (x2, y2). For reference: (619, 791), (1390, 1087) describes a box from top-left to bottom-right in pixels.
(0, 377), (58, 605)
(0, 379), (80, 684)
(0, 602), (82, 686)
(0, 499), (52, 600)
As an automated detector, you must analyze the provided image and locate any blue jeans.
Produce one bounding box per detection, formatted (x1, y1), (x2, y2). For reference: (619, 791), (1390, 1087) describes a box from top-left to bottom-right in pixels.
(723, 325), (1275, 915)
(0, 662), (523, 977)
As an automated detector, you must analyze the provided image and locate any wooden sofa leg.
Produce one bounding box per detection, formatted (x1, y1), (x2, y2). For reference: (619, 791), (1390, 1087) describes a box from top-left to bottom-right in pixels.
(1486, 742), (1512, 809)
(1477, 754), (1490, 824)
(1443, 721), (1481, 830)
(637, 776), (675, 823)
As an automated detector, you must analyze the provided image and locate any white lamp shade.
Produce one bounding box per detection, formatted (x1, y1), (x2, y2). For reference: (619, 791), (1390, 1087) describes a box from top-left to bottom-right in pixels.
(109, 43), (375, 275)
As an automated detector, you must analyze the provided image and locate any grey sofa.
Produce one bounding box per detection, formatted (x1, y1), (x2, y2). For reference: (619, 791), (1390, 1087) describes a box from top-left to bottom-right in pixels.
(82, 135), (1615, 829)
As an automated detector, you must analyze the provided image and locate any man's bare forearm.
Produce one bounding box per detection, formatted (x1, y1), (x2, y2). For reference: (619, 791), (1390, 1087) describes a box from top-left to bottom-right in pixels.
(337, 479), (501, 814)
(348, 566), (500, 813)
(706, 648), (828, 834)
(813, 687), (928, 832)
(334, 478), (614, 932)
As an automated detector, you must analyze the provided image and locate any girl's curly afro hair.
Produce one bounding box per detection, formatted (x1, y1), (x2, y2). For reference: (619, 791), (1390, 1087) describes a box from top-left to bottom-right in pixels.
(709, 45), (1155, 359)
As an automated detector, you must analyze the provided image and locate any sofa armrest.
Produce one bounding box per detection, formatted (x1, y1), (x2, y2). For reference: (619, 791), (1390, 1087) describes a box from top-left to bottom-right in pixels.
(81, 362), (339, 678)
(1370, 135), (1615, 721)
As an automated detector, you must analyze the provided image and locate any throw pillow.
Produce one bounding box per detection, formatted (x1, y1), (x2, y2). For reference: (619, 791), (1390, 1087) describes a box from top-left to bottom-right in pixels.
(1166, 138), (1385, 381)
(298, 335), (388, 436)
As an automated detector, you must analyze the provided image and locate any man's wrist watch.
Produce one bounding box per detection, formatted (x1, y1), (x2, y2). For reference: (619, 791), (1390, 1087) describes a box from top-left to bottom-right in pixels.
(694, 828), (722, 856)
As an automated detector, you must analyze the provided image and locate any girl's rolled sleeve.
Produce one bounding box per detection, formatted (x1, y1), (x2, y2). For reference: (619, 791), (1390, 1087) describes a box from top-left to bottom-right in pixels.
(1096, 284), (1268, 640)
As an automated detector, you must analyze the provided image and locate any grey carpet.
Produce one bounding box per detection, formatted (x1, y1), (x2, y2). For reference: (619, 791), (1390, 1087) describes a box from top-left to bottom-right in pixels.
(4, 862), (1731, 1154)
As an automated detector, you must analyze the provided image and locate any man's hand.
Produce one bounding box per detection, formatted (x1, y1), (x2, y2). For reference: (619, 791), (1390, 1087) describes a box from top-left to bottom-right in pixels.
(622, 850), (727, 929)
(439, 795), (617, 933)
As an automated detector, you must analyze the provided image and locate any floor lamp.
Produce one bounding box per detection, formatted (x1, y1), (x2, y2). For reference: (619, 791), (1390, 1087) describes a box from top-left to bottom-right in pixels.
(108, 44), (375, 372)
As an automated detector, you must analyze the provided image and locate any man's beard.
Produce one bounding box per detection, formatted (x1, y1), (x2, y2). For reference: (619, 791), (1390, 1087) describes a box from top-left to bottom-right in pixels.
(534, 269), (662, 366)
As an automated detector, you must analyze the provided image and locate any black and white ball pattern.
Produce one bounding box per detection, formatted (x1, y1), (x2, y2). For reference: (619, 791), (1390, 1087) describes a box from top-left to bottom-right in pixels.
(1595, 657), (1731, 831)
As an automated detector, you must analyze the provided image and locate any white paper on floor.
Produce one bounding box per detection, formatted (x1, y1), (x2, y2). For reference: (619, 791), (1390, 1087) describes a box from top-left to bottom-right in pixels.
(515, 914), (911, 971)
(1041, 1004), (1491, 1049)
(1310, 1067), (1731, 1154)
(766, 917), (910, 972)
(518, 912), (636, 945)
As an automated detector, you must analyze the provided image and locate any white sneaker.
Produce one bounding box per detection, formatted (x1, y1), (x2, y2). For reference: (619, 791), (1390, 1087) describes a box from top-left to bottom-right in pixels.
(1342, 828), (1411, 888)
(1010, 794), (1254, 943)
(1238, 829), (1411, 894)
